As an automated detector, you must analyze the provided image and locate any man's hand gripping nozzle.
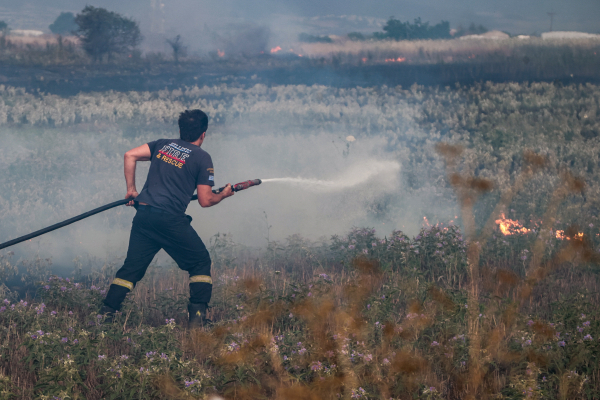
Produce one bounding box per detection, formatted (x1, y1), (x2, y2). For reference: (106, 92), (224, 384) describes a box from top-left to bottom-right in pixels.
(212, 179), (262, 194)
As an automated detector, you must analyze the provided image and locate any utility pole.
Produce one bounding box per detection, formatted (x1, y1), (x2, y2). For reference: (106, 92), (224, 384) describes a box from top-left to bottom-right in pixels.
(547, 11), (556, 32)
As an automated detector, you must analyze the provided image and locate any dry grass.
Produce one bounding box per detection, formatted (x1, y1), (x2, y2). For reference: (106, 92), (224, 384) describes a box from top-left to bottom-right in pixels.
(298, 36), (600, 63)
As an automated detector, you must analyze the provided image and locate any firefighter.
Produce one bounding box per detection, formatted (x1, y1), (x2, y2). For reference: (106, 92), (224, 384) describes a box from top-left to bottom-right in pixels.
(100, 109), (233, 328)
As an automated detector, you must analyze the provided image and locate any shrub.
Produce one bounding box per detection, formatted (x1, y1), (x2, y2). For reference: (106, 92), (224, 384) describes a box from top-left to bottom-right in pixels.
(49, 12), (78, 35)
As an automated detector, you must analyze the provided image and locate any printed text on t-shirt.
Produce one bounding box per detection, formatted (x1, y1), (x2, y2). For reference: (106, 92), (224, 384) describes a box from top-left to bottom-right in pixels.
(157, 143), (191, 169)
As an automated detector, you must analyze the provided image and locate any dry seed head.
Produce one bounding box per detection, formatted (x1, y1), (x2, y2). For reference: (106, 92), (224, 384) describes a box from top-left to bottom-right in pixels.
(351, 256), (381, 275)
(532, 320), (555, 340)
(241, 277), (262, 293)
(526, 348), (549, 367)
(390, 350), (428, 374)
(501, 303), (518, 327)
(276, 385), (320, 400)
(497, 349), (521, 364)
(519, 283), (533, 300)
(427, 286), (456, 311)
(408, 300), (422, 314)
(342, 282), (373, 304)
(243, 306), (280, 329)
(560, 171), (586, 194)
(523, 150), (548, 171)
(484, 327), (503, 356)
(229, 384), (263, 400)
(155, 374), (191, 399)
(449, 173), (463, 187)
(186, 330), (220, 361)
(435, 142), (464, 159)
(496, 269), (519, 287)
(212, 325), (230, 339)
(466, 176), (494, 193)
(382, 321), (396, 338)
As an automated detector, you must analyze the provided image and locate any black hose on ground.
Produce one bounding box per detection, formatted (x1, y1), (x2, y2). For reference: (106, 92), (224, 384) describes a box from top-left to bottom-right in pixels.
(0, 194), (200, 251)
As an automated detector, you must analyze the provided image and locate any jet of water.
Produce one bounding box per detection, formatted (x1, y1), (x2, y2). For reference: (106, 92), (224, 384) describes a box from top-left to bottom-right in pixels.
(261, 160), (400, 191)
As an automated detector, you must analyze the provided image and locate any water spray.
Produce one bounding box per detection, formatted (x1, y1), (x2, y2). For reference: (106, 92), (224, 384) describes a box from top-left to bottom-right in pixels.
(0, 179), (262, 251)
(261, 160), (401, 191)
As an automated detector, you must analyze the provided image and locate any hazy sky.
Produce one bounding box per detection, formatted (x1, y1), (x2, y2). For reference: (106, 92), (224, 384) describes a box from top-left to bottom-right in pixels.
(0, 0), (597, 49)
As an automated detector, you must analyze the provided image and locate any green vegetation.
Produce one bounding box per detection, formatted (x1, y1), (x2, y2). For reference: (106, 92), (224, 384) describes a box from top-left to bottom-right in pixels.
(49, 12), (77, 35)
(74, 6), (142, 62)
(346, 17), (454, 41)
(375, 17), (451, 41)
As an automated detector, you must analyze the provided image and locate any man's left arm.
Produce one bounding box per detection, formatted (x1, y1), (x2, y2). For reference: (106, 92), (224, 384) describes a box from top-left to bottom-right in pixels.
(124, 144), (152, 206)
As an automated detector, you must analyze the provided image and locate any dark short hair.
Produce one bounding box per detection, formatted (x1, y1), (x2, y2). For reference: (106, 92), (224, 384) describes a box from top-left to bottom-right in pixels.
(178, 109), (208, 142)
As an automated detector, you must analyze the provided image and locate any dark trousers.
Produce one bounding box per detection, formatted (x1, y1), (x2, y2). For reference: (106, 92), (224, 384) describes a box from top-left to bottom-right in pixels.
(103, 206), (212, 311)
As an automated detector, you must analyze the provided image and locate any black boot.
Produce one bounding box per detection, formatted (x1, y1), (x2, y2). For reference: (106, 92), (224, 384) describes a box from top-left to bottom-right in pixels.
(99, 304), (116, 324)
(188, 302), (211, 329)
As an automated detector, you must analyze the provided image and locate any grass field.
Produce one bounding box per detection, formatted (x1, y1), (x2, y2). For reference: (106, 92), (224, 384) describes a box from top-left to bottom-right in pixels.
(1, 80), (600, 399)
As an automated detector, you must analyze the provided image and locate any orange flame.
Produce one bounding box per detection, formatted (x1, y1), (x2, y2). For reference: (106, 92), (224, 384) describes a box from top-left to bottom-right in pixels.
(270, 46), (282, 54)
(217, 49), (225, 57)
(555, 230), (584, 240)
(385, 57), (406, 63)
(495, 214), (531, 235)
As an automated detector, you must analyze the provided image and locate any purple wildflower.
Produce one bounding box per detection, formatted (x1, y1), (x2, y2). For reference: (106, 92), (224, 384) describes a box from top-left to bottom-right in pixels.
(310, 361), (323, 371)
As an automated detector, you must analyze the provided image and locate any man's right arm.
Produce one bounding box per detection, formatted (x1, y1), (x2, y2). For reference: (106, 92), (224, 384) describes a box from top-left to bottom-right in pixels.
(197, 184), (234, 208)
(124, 144), (152, 206)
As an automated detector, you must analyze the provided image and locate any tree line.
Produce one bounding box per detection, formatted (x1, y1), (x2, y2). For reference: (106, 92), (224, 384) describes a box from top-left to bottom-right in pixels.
(299, 17), (489, 43)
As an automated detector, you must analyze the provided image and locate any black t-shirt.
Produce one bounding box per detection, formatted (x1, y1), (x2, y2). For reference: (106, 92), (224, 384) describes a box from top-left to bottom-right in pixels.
(134, 139), (214, 214)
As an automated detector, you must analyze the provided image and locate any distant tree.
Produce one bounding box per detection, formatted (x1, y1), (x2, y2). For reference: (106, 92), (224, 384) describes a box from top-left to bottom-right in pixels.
(74, 6), (142, 62)
(454, 23), (488, 37)
(383, 17), (409, 40)
(49, 12), (78, 34)
(0, 21), (8, 34)
(347, 32), (366, 41)
(381, 17), (451, 40)
(298, 33), (333, 43)
(166, 34), (187, 64)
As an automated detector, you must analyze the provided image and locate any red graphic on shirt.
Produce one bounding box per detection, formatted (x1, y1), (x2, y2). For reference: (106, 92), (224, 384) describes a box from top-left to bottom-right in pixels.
(158, 150), (187, 164)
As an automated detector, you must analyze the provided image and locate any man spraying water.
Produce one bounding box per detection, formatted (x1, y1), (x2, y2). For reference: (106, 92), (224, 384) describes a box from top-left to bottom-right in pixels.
(100, 109), (234, 328)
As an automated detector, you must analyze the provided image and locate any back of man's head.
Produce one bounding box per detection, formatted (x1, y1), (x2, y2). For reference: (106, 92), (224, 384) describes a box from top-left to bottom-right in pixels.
(178, 109), (208, 142)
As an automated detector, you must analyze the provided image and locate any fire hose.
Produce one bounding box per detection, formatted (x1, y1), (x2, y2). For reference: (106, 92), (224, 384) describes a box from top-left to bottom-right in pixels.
(0, 179), (262, 251)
